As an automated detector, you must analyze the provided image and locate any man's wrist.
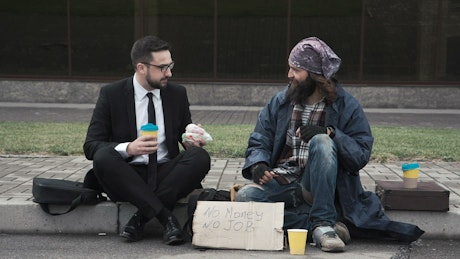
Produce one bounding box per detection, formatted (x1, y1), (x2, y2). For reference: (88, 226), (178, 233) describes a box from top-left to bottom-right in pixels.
(115, 142), (130, 158)
(327, 126), (336, 139)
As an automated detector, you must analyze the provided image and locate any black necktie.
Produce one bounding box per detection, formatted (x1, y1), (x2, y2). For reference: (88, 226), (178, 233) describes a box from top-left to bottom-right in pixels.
(146, 92), (156, 124)
(146, 92), (157, 190)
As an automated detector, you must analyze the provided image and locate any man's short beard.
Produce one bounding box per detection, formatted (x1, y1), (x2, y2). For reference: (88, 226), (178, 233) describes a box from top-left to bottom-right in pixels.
(147, 79), (162, 89)
(287, 75), (316, 105)
(146, 74), (164, 90)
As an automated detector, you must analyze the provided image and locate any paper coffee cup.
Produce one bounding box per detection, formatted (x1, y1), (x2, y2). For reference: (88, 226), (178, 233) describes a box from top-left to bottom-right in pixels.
(140, 123), (158, 138)
(402, 162), (419, 188)
(287, 229), (308, 255)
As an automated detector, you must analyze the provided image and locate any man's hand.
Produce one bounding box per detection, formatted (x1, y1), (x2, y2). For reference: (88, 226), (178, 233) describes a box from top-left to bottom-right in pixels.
(126, 135), (158, 156)
(182, 139), (205, 149)
(297, 125), (327, 142)
(182, 123), (210, 149)
(250, 163), (275, 185)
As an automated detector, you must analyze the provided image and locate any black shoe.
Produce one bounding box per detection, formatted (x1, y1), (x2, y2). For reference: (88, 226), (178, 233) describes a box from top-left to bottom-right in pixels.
(120, 213), (148, 242)
(162, 215), (184, 245)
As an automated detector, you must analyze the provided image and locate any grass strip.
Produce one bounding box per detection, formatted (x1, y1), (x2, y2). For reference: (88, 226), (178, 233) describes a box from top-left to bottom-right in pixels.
(0, 122), (458, 162)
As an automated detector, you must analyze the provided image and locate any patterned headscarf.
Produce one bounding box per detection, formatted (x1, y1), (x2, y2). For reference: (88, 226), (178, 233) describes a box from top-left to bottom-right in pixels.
(288, 37), (341, 79)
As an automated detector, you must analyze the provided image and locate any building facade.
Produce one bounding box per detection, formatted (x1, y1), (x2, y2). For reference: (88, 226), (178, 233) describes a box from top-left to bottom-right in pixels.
(1, 0), (458, 84)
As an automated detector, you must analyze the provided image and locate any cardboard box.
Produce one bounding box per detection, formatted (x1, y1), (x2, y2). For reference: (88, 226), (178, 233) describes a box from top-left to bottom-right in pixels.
(192, 201), (284, 251)
(375, 180), (450, 212)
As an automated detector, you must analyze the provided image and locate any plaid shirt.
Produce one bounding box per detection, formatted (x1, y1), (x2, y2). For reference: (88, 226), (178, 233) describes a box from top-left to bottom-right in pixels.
(278, 100), (326, 173)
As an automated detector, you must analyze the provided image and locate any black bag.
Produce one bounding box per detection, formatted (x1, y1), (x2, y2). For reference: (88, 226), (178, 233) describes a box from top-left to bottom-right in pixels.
(32, 177), (107, 216)
(183, 188), (231, 241)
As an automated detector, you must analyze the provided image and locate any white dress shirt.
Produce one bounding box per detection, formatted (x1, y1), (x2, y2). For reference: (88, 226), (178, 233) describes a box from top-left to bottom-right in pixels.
(114, 74), (169, 164)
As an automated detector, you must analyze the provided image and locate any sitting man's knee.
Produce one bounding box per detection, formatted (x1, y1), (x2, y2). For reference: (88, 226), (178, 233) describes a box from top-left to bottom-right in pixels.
(188, 147), (211, 170)
(197, 148), (211, 169)
(310, 134), (333, 146)
(92, 146), (125, 175)
(93, 147), (116, 164)
(235, 184), (265, 202)
(309, 134), (336, 156)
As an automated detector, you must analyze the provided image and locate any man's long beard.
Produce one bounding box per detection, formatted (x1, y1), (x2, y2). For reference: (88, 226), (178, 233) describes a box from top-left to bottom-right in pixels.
(287, 76), (316, 105)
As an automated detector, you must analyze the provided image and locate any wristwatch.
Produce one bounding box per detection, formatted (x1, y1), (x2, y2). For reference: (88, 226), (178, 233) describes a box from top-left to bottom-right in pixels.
(327, 126), (336, 139)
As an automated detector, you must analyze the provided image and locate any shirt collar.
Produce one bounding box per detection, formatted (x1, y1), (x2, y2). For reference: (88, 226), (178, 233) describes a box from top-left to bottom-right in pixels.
(133, 73), (161, 101)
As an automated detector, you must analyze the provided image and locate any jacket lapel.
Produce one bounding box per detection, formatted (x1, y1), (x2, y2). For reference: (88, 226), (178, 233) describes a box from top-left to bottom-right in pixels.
(160, 89), (173, 145)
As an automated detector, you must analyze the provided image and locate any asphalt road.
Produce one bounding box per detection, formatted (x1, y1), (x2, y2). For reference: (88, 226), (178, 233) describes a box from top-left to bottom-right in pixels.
(1, 106), (460, 129)
(1, 233), (459, 259)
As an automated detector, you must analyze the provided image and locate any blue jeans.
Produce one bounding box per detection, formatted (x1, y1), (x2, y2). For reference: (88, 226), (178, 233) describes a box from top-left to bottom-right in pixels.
(236, 134), (338, 231)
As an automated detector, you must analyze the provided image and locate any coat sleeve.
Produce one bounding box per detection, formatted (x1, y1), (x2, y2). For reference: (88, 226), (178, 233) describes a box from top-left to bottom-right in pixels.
(83, 79), (135, 160)
(83, 86), (119, 160)
(332, 98), (374, 174)
(243, 92), (287, 179)
(245, 111), (274, 162)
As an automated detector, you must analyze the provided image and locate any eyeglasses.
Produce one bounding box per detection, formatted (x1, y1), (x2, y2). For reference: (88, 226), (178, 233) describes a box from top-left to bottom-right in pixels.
(141, 62), (174, 73)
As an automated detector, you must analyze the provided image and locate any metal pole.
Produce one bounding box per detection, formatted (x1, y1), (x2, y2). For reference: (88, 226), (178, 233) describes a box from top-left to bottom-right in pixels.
(359, 0), (366, 81)
(213, 0), (218, 79)
(67, 0), (72, 77)
(286, 0), (291, 61)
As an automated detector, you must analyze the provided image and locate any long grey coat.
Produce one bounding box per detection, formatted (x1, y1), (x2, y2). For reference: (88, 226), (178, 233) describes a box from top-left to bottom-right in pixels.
(242, 82), (424, 242)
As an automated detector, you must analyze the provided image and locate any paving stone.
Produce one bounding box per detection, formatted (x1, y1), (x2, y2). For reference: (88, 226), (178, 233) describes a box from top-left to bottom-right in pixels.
(1, 156), (460, 236)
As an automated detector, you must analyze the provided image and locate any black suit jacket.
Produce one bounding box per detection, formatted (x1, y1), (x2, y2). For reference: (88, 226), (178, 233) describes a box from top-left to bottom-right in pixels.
(83, 77), (192, 161)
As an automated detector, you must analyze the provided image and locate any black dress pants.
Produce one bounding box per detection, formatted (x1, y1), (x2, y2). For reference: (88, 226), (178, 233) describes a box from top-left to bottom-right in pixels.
(92, 146), (210, 219)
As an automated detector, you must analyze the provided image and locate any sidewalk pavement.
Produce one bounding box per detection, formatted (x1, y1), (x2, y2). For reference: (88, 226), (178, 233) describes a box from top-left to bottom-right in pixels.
(1, 155), (459, 239)
(0, 103), (459, 240)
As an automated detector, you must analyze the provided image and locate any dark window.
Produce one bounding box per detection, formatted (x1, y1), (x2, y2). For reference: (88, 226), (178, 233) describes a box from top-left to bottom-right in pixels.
(216, 0), (287, 80)
(0, 0), (458, 83)
(155, 0), (215, 79)
(290, 0), (362, 81)
(70, 0), (134, 77)
(363, 0), (419, 81)
(0, 0), (68, 76)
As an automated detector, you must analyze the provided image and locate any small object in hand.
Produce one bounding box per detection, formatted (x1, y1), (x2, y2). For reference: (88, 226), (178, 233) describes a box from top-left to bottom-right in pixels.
(141, 123), (158, 137)
(272, 167), (291, 185)
(181, 123), (213, 145)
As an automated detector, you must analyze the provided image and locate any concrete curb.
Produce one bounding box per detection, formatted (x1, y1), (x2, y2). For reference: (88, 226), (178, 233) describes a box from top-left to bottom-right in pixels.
(1, 199), (459, 239)
(0, 200), (191, 235)
(0, 201), (118, 234)
(386, 209), (460, 239)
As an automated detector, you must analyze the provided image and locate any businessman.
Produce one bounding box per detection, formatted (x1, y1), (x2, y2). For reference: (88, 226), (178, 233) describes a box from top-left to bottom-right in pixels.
(83, 35), (210, 245)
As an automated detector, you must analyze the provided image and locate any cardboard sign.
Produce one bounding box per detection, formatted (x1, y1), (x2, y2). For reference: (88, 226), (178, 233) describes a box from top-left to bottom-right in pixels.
(192, 201), (284, 251)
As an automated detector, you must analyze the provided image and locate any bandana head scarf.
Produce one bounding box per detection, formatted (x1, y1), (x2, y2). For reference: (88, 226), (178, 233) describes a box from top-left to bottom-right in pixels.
(288, 37), (341, 79)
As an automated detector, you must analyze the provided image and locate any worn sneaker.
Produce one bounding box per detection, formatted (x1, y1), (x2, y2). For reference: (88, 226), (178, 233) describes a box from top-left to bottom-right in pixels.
(312, 226), (345, 252)
(334, 221), (351, 244)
